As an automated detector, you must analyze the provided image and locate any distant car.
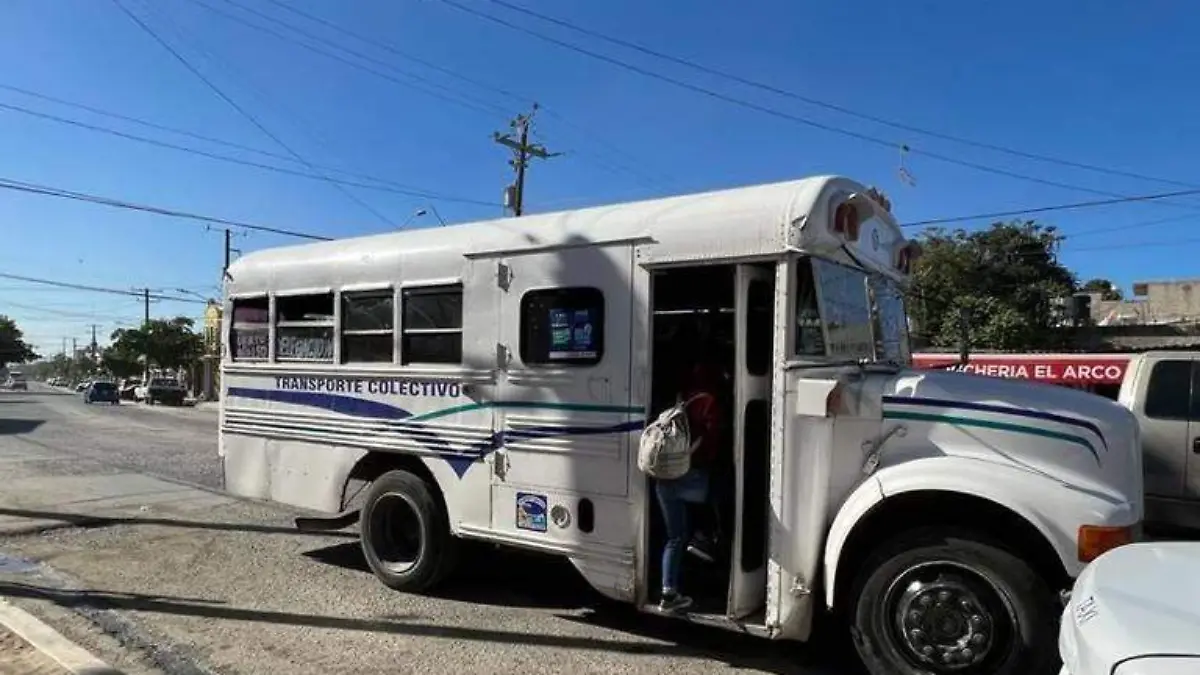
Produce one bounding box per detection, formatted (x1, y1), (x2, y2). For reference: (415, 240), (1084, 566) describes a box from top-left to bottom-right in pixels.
(83, 381), (120, 405)
(75, 381), (90, 392)
(5, 375), (26, 391)
(119, 378), (141, 400)
(137, 377), (185, 406)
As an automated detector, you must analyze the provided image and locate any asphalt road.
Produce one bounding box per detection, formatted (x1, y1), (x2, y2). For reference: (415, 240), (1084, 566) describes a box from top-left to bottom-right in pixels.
(0, 384), (862, 675)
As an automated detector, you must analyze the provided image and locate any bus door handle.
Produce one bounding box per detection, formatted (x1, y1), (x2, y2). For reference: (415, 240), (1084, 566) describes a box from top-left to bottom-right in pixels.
(492, 449), (509, 479)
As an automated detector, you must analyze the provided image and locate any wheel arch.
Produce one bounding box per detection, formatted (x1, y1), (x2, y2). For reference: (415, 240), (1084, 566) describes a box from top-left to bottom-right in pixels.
(342, 451), (446, 514)
(826, 488), (1071, 613)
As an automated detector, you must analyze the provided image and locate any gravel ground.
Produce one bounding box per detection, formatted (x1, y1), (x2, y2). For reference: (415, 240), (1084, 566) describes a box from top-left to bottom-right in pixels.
(0, 386), (862, 675)
(0, 625), (67, 674)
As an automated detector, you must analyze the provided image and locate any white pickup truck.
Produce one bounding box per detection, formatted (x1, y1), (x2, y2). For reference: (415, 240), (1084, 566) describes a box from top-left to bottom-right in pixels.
(1119, 352), (1200, 531)
(1059, 541), (1200, 674)
(134, 377), (186, 406)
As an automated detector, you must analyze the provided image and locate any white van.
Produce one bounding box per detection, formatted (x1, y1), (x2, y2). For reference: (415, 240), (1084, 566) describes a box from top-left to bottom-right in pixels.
(1059, 541), (1200, 674)
(219, 176), (1142, 675)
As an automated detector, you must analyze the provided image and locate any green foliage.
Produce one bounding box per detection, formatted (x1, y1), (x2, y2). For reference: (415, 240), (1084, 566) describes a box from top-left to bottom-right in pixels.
(0, 315), (39, 368)
(1080, 278), (1123, 301)
(104, 317), (203, 375)
(911, 221), (1077, 351)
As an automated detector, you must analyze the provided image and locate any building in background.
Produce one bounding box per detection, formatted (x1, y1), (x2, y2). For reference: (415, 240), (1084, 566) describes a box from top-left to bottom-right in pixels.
(200, 300), (222, 400)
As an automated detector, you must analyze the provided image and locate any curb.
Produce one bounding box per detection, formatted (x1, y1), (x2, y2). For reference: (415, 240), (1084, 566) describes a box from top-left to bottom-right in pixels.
(0, 598), (119, 674)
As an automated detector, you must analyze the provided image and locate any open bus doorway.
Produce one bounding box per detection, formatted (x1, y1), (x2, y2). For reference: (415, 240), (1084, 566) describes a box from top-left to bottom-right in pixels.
(645, 262), (775, 622)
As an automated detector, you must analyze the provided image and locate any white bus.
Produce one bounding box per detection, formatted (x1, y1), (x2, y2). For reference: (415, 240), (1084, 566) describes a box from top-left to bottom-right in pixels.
(219, 176), (1142, 675)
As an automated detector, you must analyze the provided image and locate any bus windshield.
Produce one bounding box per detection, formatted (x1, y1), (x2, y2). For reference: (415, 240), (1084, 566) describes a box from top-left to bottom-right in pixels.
(794, 257), (910, 364)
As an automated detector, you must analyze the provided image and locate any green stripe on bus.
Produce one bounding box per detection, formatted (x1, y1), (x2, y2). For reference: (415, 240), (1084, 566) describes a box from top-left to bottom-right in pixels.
(407, 400), (643, 423)
(882, 410), (1099, 463)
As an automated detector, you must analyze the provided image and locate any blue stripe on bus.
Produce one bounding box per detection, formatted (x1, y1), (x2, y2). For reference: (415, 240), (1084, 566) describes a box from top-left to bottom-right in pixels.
(225, 387), (644, 477)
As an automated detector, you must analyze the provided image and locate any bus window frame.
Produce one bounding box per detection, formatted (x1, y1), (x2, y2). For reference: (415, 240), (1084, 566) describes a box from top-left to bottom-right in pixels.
(273, 289), (336, 363)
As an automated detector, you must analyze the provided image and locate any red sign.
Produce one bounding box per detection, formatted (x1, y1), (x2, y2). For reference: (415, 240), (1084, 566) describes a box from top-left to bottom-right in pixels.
(912, 354), (1131, 384)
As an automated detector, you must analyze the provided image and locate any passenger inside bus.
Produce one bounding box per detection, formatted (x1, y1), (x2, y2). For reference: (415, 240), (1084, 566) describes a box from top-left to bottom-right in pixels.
(649, 266), (737, 614)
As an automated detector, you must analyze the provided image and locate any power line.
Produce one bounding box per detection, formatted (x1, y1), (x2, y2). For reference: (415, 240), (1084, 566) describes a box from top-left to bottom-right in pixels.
(1069, 236), (1200, 253)
(0, 99), (493, 207)
(185, 0), (508, 118)
(899, 186), (1200, 228)
(1066, 213), (1200, 240)
(0, 82), (285, 161)
(0, 176), (331, 241)
(251, 0), (673, 189)
(113, 0), (396, 227)
(0, 300), (138, 322)
(481, 0), (1197, 192)
(441, 0), (1200, 210)
(0, 273), (208, 304)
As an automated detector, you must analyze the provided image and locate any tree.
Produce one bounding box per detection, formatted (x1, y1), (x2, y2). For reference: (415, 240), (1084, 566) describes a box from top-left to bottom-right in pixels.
(0, 316), (39, 369)
(1080, 278), (1123, 301)
(105, 317), (203, 376)
(911, 221), (1077, 351)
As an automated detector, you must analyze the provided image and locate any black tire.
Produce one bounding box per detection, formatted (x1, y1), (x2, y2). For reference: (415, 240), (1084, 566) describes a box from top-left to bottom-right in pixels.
(359, 469), (459, 593)
(848, 528), (1059, 675)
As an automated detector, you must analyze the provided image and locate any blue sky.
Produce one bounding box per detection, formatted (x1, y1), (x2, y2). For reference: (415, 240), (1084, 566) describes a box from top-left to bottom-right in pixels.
(3, 0), (1200, 357)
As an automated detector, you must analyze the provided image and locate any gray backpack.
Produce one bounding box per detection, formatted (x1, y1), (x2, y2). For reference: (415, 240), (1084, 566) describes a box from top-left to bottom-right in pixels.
(637, 394), (707, 480)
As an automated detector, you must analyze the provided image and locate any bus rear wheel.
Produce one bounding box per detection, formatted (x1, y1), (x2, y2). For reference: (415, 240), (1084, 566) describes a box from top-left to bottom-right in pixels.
(359, 469), (458, 593)
(848, 528), (1058, 675)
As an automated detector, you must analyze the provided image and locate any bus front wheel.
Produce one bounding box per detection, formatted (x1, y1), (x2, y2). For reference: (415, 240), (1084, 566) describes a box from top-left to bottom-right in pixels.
(359, 469), (458, 593)
(847, 528), (1058, 675)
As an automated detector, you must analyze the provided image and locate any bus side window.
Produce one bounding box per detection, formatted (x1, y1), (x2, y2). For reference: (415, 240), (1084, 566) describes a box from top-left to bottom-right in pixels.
(276, 293), (335, 362)
(342, 290), (395, 363)
(519, 287), (605, 367)
(401, 285), (463, 365)
(230, 297), (269, 361)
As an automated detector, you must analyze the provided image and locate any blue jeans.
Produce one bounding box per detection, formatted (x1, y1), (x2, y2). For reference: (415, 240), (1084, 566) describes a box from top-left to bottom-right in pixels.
(655, 467), (709, 595)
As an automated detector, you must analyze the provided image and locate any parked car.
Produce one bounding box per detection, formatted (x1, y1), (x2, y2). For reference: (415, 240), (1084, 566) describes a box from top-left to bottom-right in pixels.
(5, 373), (26, 390)
(83, 381), (120, 405)
(1059, 541), (1200, 674)
(118, 378), (141, 400)
(136, 377), (185, 406)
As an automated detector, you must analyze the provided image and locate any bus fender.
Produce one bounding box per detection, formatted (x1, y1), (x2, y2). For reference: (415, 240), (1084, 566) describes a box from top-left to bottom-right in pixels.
(822, 457), (1070, 610)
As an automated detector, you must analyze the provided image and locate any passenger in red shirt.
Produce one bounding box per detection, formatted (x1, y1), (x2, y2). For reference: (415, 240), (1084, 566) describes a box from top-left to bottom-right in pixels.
(655, 356), (725, 613)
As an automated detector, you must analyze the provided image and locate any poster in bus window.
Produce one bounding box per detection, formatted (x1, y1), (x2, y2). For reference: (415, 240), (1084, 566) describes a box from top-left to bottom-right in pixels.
(548, 307), (597, 360)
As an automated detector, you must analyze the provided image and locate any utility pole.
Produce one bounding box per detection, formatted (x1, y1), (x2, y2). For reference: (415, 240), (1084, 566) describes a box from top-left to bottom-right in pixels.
(493, 104), (559, 216)
(223, 228), (231, 280)
(138, 288), (152, 381)
(89, 324), (99, 363)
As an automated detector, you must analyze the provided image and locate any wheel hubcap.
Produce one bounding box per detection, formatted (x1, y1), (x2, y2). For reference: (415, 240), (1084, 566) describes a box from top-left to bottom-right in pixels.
(369, 493), (423, 574)
(884, 561), (1014, 672)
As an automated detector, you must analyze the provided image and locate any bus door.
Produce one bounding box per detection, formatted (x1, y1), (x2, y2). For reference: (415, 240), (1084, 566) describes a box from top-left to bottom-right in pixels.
(727, 263), (775, 618)
(489, 243), (639, 557)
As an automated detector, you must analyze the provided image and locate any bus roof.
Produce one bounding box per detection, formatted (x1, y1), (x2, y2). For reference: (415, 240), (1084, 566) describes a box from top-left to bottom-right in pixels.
(227, 175), (905, 295)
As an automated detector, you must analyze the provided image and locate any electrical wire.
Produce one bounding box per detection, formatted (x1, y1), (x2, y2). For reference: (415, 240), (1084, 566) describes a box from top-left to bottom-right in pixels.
(442, 0), (1200, 210)
(0, 82), (285, 161)
(0, 100), (494, 207)
(113, 0), (396, 227)
(899, 187), (1200, 228)
(481, 0), (1197, 191)
(0, 300), (139, 321)
(185, 0), (508, 118)
(0, 272), (208, 304)
(0, 176), (332, 241)
(253, 0), (674, 189)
